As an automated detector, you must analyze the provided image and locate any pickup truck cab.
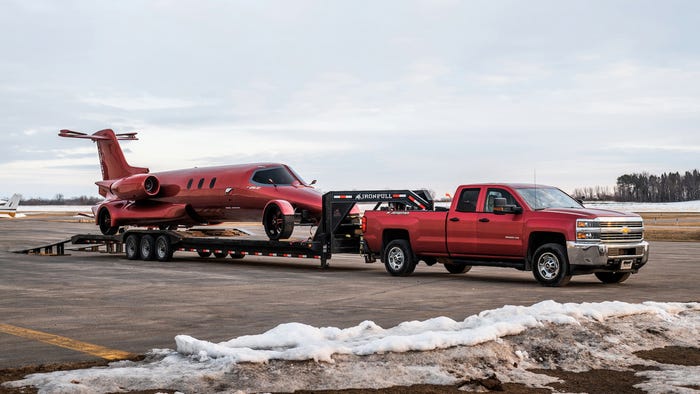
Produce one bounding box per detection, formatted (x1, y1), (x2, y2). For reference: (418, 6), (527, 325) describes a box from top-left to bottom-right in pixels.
(362, 183), (649, 286)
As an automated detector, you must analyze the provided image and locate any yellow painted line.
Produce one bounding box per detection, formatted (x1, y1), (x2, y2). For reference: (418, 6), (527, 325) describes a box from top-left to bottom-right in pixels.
(0, 323), (135, 360)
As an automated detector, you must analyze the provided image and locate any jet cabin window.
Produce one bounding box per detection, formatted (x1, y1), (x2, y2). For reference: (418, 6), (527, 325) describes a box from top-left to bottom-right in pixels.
(209, 177), (217, 189)
(251, 167), (297, 186)
(456, 188), (480, 213)
(186, 179), (193, 190)
(197, 178), (204, 189)
(484, 189), (520, 213)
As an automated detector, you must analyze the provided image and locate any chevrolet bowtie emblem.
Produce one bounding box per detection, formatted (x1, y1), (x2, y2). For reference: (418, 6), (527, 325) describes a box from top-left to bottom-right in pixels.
(621, 226), (630, 234)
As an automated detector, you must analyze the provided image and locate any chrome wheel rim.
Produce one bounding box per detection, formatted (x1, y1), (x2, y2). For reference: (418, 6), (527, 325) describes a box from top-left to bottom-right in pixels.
(126, 238), (137, 256)
(537, 252), (560, 280)
(387, 246), (405, 271)
(141, 241), (151, 257)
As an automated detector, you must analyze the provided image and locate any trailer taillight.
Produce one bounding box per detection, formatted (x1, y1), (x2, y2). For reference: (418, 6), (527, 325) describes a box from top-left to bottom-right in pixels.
(361, 216), (367, 232)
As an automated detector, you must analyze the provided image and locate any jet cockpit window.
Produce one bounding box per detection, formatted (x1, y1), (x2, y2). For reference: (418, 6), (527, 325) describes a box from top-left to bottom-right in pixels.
(251, 167), (298, 186)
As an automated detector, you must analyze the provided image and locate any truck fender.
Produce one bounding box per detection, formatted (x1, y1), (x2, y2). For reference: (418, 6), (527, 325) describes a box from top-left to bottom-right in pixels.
(264, 199), (295, 217)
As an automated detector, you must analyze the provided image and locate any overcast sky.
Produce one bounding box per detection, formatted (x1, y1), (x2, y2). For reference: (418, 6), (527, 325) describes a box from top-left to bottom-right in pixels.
(1, 0), (699, 199)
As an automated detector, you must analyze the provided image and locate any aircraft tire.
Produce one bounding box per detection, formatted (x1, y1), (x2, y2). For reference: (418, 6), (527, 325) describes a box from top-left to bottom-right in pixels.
(264, 204), (295, 240)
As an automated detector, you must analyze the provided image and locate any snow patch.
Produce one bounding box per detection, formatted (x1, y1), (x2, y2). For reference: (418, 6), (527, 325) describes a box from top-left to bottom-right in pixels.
(4, 300), (699, 393)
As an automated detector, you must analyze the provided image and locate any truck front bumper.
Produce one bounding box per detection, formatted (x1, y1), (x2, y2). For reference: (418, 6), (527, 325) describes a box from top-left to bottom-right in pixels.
(566, 241), (649, 272)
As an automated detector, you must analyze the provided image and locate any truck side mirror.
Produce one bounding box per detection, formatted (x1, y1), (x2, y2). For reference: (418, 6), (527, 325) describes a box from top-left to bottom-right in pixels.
(493, 197), (523, 215)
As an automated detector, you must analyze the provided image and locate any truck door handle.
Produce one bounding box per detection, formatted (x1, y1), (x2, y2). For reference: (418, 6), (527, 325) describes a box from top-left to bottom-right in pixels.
(479, 218), (490, 223)
(449, 217), (460, 222)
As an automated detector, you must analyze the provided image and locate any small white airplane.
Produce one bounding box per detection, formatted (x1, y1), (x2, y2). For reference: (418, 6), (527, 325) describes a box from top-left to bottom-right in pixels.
(0, 194), (21, 218)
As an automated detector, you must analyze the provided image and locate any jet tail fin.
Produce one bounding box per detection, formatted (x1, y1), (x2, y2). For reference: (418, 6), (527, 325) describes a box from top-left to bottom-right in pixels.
(7, 194), (21, 210)
(59, 129), (149, 195)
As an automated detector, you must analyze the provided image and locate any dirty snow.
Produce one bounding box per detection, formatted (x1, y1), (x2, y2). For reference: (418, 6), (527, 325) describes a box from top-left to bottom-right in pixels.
(4, 300), (699, 393)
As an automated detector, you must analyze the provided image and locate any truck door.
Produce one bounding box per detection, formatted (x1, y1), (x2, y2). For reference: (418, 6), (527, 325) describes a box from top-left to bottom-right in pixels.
(446, 187), (481, 256)
(477, 188), (524, 257)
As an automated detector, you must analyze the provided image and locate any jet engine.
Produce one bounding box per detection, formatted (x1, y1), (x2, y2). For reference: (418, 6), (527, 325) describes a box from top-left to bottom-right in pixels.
(109, 174), (161, 200)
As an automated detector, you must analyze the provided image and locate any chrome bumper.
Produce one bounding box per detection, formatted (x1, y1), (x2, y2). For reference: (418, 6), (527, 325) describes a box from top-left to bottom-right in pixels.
(566, 241), (649, 269)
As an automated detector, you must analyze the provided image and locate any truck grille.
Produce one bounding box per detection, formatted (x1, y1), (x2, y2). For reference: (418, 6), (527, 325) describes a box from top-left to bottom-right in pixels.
(599, 219), (644, 243)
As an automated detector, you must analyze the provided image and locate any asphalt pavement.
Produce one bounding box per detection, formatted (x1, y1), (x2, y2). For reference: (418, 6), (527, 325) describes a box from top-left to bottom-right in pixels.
(0, 217), (698, 369)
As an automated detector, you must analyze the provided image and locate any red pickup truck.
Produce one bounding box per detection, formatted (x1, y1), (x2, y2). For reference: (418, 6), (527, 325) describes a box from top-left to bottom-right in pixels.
(361, 183), (649, 286)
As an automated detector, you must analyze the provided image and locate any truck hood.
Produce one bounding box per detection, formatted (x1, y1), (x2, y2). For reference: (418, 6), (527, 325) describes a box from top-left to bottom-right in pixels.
(537, 207), (641, 220)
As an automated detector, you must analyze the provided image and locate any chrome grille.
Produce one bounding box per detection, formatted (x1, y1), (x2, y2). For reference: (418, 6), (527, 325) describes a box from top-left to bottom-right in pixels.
(599, 218), (644, 243)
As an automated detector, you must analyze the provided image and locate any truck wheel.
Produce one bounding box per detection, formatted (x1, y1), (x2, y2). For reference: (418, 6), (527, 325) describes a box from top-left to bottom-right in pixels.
(125, 234), (140, 260)
(264, 204), (295, 240)
(197, 251), (212, 258)
(532, 243), (571, 287)
(213, 252), (227, 258)
(383, 239), (416, 276)
(229, 252), (245, 259)
(140, 234), (156, 261)
(444, 262), (472, 274)
(595, 272), (631, 284)
(155, 235), (173, 262)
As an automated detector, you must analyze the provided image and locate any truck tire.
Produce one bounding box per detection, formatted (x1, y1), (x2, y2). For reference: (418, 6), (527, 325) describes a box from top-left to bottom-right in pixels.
(213, 252), (227, 258)
(197, 251), (212, 258)
(140, 234), (156, 261)
(155, 235), (173, 262)
(444, 262), (472, 274)
(595, 272), (631, 284)
(383, 239), (416, 276)
(532, 243), (571, 287)
(125, 234), (140, 260)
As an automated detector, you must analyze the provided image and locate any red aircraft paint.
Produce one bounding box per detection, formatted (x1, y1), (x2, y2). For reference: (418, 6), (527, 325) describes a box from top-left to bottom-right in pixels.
(59, 129), (322, 239)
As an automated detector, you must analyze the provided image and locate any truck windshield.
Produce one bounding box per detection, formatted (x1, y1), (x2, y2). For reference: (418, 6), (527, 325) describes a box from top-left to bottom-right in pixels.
(516, 187), (582, 210)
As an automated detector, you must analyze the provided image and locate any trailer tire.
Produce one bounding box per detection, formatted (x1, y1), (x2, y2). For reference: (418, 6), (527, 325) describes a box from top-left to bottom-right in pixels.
(213, 252), (227, 259)
(229, 252), (245, 259)
(595, 272), (631, 284)
(532, 243), (571, 287)
(383, 239), (416, 276)
(140, 234), (156, 261)
(155, 235), (173, 262)
(197, 251), (212, 258)
(444, 262), (472, 274)
(125, 234), (140, 260)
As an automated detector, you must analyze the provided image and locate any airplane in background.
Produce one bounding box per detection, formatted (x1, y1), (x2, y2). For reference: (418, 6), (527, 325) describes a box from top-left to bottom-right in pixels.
(0, 194), (21, 218)
(59, 129), (322, 240)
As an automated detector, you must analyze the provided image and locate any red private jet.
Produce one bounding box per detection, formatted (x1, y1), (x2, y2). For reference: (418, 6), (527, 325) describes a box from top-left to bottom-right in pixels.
(59, 129), (322, 240)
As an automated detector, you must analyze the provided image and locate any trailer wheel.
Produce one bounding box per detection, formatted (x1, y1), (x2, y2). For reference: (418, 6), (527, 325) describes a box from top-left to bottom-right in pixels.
(213, 252), (227, 258)
(229, 252), (245, 259)
(264, 204), (295, 240)
(444, 262), (472, 274)
(140, 234), (156, 261)
(595, 272), (631, 284)
(155, 235), (173, 262)
(383, 239), (416, 276)
(532, 243), (571, 287)
(197, 251), (212, 258)
(125, 234), (140, 260)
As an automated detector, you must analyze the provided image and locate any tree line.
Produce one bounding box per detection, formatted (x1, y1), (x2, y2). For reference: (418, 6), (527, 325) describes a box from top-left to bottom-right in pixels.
(573, 169), (700, 202)
(18, 194), (103, 206)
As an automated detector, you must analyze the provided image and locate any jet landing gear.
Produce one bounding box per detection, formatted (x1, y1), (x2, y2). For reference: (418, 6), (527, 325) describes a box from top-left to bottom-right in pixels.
(263, 204), (295, 240)
(98, 209), (119, 235)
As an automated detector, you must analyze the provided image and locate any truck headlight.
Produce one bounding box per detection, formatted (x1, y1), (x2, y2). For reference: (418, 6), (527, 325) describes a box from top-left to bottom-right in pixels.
(576, 219), (600, 242)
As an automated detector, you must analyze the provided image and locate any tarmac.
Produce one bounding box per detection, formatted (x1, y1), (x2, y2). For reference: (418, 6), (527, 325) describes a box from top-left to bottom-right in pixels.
(0, 216), (698, 369)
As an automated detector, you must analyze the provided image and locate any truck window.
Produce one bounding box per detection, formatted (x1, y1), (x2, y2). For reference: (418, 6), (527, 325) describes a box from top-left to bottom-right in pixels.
(456, 188), (480, 213)
(484, 189), (520, 212)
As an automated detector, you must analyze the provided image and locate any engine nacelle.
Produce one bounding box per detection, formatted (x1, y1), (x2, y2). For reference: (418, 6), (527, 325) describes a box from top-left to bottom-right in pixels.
(110, 174), (160, 200)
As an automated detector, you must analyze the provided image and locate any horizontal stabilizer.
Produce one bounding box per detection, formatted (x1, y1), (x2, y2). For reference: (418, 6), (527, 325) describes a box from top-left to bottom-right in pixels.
(59, 129), (139, 141)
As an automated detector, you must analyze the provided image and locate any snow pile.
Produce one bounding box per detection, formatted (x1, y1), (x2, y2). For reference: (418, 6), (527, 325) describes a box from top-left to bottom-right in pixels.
(5, 300), (699, 393)
(585, 200), (700, 212)
(175, 300), (695, 363)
